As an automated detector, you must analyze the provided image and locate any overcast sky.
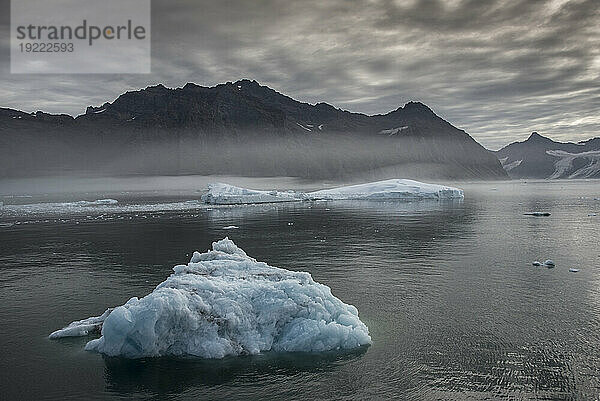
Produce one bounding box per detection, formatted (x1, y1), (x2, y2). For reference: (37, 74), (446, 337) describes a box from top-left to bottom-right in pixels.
(1, 0), (598, 149)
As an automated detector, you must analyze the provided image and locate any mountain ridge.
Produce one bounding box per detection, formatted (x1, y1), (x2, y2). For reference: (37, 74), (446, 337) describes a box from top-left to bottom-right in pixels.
(495, 132), (600, 179)
(0, 79), (507, 180)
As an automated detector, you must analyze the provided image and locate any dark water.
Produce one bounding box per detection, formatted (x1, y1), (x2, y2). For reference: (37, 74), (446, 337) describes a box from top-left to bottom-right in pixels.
(1, 179), (599, 400)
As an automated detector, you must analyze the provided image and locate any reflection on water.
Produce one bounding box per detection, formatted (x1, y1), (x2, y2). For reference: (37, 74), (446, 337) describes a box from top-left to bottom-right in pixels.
(1, 179), (599, 399)
(103, 347), (368, 396)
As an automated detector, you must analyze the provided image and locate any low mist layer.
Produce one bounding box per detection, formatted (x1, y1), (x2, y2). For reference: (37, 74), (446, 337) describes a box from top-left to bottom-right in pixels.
(1, 131), (505, 180)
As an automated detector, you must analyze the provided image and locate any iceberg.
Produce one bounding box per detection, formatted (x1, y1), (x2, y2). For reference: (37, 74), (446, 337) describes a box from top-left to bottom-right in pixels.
(307, 179), (464, 201)
(74, 199), (118, 206)
(202, 179), (463, 205)
(50, 238), (371, 359)
(201, 183), (306, 205)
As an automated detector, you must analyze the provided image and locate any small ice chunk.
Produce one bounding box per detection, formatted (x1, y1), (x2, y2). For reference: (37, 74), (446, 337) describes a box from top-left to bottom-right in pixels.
(532, 261), (542, 266)
(90, 199), (118, 205)
(50, 238), (371, 358)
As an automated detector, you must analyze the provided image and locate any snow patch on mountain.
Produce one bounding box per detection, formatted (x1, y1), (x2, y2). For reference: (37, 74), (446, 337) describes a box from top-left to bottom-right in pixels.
(547, 150), (600, 179)
(503, 159), (523, 171)
(296, 123), (312, 132)
(379, 126), (409, 136)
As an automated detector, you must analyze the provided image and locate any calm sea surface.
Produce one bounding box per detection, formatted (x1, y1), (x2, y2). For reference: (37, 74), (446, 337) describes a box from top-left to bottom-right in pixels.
(1, 177), (599, 400)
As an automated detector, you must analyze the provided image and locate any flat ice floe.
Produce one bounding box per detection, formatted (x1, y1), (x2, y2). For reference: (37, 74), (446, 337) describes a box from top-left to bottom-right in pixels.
(308, 179), (463, 201)
(50, 238), (371, 358)
(202, 179), (463, 205)
(201, 183), (306, 205)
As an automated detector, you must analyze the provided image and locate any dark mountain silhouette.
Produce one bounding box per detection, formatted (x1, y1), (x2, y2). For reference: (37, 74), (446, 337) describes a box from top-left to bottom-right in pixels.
(495, 132), (600, 179)
(0, 79), (507, 179)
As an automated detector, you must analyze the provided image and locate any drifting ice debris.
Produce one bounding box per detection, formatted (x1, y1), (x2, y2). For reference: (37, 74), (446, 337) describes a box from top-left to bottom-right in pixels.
(532, 261), (542, 266)
(50, 238), (371, 358)
(569, 268), (579, 273)
(49, 308), (113, 339)
(544, 260), (555, 267)
(524, 212), (551, 216)
(202, 179), (464, 205)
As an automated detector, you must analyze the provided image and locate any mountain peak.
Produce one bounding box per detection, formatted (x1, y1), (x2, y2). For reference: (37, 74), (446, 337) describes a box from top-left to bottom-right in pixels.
(145, 83), (168, 91)
(389, 101), (433, 115)
(496, 131), (600, 179)
(404, 101), (430, 110)
(527, 132), (545, 141)
(525, 132), (556, 144)
(234, 78), (259, 86)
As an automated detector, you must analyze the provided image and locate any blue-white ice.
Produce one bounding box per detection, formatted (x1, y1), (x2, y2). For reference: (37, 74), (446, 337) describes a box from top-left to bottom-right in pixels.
(202, 179), (464, 205)
(50, 238), (371, 358)
(49, 308), (113, 338)
(308, 179), (464, 201)
(0, 199), (207, 218)
(201, 183), (306, 204)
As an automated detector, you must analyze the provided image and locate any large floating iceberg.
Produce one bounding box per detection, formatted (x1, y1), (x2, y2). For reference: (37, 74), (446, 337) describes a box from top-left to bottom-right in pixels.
(50, 238), (371, 358)
(201, 182), (305, 204)
(202, 179), (463, 205)
(307, 179), (464, 201)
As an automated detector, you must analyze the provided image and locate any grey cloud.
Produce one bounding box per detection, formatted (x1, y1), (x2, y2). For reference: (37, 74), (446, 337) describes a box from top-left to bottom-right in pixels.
(1, 0), (598, 149)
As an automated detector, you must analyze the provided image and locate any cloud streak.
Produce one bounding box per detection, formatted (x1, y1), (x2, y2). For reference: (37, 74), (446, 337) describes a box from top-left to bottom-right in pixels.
(1, 0), (598, 149)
